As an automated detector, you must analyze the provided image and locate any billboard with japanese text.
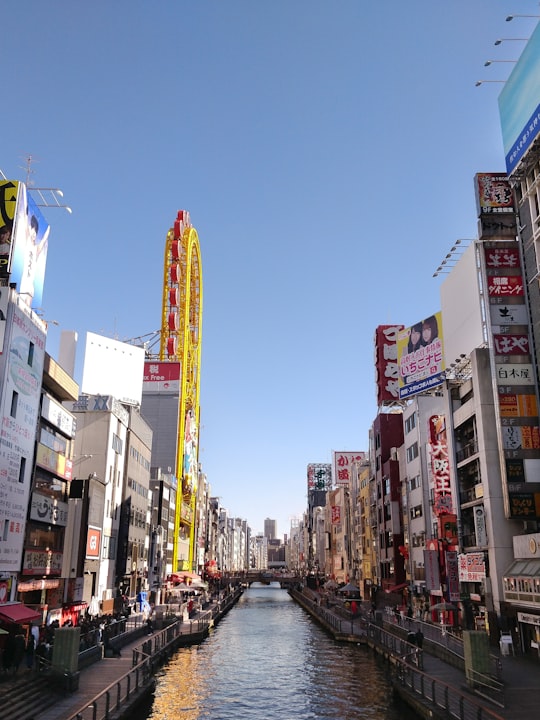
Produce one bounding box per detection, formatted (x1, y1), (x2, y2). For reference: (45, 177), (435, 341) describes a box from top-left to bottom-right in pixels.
(374, 325), (403, 404)
(480, 239), (540, 516)
(474, 173), (514, 216)
(143, 360), (181, 392)
(474, 173), (517, 240)
(397, 312), (445, 399)
(458, 552), (486, 583)
(428, 414), (454, 516)
(307, 463), (332, 491)
(499, 22), (540, 175)
(0, 303), (46, 572)
(332, 451), (366, 488)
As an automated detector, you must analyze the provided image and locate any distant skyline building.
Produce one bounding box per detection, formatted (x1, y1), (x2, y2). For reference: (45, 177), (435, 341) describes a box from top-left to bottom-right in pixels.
(264, 518), (277, 540)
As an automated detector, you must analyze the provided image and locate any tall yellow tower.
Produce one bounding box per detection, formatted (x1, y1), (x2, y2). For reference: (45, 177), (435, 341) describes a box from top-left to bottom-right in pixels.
(160, 210), (203, 571)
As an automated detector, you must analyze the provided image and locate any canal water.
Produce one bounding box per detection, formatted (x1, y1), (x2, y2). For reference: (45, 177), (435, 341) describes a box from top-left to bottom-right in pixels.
(138, 584), (416, 720)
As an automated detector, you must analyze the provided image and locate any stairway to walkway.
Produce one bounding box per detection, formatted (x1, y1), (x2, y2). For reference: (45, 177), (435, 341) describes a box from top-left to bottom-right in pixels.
(0, 671), (62, 720)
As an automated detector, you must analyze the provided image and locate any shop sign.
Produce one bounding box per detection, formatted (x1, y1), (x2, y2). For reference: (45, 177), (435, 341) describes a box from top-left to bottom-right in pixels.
(517, 612), (540, 626)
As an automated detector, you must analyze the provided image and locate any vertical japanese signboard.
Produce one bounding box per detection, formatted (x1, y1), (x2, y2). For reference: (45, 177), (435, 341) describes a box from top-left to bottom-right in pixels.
(475, 171), (540, 519)
(0, 304), (46, 572)
(428, 414), (454, 515)
(374, 325), (403, 404)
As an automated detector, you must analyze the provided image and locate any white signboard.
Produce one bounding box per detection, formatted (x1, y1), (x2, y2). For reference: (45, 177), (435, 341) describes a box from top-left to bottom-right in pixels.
(30, 492), (69, 526)
(81, 331), (145, 406)
(0, 305), (46, 571)
(41, 394), (76, 437)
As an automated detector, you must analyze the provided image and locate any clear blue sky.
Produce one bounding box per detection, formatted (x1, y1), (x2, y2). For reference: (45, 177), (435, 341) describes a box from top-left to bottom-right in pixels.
(3, 1), (538, 537)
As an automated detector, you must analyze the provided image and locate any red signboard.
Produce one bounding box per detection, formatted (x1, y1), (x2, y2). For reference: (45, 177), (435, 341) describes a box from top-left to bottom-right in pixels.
(493, 334), (529, 355)
(429, 415), (453, 515)
(86, 527), (101, 559)
(484, 246), (520, 268)
(487, 276), (524, 296)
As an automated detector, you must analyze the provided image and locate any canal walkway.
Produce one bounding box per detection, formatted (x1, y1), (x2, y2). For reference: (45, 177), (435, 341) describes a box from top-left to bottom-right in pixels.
(290, 587), (539, 720)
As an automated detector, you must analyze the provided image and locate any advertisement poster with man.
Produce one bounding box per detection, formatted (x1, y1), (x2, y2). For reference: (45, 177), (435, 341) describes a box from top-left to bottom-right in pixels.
(397, 312), (445, 399)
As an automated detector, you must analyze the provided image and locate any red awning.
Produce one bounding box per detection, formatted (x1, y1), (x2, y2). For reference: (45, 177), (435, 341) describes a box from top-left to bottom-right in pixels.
(384, 582), (408, 594)
(0, 603), (41, 625)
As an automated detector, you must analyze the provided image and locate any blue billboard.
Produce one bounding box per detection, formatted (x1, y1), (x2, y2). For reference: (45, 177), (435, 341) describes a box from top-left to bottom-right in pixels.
(499, 22), (540, 175)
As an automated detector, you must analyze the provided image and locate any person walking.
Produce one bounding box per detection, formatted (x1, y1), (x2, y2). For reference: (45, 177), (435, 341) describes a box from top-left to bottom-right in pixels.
(12, 630), (26, 674)
(25, 633), (35, 670)
(2, 631), (15, 674)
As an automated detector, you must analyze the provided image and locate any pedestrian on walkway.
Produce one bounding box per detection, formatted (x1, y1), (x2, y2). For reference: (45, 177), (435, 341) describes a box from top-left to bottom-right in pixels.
(12, 630), (26, 674)
(25, 634), (35, 670)
(2, 631), (15, 674)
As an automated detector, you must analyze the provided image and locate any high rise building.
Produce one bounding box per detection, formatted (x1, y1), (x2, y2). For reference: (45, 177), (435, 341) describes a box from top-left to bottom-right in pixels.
(264, 518), (277, 540)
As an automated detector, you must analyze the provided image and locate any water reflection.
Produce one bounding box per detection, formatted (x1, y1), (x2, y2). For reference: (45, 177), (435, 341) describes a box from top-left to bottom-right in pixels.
(147, 584), (413, 720)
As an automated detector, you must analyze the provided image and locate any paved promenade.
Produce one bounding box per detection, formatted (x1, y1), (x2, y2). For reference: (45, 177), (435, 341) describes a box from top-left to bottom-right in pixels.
(35, 630), (153, 720)
(416, 642), (539, 720)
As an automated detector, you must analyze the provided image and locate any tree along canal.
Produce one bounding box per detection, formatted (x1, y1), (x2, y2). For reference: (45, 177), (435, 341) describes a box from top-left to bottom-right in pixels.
(135, 584), (417, 720)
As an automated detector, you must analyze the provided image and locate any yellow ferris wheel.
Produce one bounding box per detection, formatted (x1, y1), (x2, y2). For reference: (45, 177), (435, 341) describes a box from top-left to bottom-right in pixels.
(160, 210), (203, 572)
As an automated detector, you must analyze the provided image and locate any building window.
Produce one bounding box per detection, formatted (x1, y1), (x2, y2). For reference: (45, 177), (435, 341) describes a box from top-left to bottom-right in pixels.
(409, 475), (421, 491)
(405, 412), (417, 434)
(406, 442), (419, 463)
(10, 391), (18, 418)
(18, 457), (26, 484)
(112, 434), (123, 455)
(28, 341), (34, 367)
(410, 504), (423, 519)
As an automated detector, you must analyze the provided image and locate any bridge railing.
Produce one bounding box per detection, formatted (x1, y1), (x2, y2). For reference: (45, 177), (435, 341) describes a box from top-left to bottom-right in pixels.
(65, 588), (243, 720)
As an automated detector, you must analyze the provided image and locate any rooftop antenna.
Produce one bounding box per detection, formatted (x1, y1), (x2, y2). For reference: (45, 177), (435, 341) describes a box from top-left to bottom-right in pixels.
(12, 153), (73, 213)
(22, 154), (36, 186)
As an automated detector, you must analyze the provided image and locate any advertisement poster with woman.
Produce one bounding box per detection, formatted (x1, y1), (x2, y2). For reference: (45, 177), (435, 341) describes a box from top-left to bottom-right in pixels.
(9, 182), (50, 309)
(397, 312), (445, 399)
